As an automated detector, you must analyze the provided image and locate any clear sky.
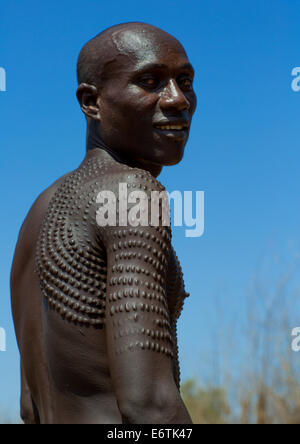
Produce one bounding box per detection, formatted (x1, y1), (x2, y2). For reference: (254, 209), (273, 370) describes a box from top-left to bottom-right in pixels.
(1, 0), (300, 421)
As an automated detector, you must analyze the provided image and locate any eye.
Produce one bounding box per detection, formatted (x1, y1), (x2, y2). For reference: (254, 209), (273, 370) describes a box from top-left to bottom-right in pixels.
(144, 78), (155, 86)
(138, 76), (159, 89)
(179, 77), (193, 91)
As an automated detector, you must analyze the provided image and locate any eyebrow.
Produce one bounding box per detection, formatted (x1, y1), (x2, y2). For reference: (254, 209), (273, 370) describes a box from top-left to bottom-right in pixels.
(135, 62), (195, 76)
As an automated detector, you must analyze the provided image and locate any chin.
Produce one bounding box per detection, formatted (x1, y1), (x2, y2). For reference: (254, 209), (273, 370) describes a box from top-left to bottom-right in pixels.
(156, 146), (185, 166)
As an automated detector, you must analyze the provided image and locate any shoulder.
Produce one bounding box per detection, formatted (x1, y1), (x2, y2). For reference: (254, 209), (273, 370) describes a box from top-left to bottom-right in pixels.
(96, 166), (170, 222)
(94, 163), (166, 194)
(64, 159), (167, 207)
(17, 172), (73, 238)
(90, 165), (171, 248)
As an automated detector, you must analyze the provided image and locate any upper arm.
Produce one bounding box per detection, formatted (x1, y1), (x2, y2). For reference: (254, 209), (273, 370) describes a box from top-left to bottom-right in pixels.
(96, 170), (178, 414)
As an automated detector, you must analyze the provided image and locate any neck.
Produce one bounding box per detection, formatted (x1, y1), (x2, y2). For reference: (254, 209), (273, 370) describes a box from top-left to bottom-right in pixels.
(84, 119), (163, 178)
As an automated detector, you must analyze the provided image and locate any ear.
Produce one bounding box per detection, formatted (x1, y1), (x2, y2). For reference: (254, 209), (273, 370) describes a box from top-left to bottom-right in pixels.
(76, 83), (101, 121)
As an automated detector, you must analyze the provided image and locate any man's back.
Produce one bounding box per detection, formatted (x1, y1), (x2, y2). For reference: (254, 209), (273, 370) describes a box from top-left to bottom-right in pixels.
(11, 151), (190, 424)
(11, 154), (125, 423)
(11, 165), (73, 423)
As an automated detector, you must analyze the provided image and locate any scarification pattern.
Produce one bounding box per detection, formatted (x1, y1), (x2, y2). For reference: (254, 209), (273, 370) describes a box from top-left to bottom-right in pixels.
(105, 229), (175, 358)
(35, 156), (190, 384)
(35, 158), (116, 327)
(97, 168), (190, 369)
(167, 247), (190, 388)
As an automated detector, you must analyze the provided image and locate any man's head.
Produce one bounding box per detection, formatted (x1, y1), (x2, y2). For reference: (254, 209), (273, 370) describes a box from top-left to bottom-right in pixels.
(77, 22), (197, 167)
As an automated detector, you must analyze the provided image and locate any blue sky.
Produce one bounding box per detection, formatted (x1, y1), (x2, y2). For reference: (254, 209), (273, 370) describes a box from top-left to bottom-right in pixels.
(1, 0), (300, 421)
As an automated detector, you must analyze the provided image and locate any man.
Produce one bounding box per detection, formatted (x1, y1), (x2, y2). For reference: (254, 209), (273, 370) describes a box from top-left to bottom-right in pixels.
(11, 22), (197, 424)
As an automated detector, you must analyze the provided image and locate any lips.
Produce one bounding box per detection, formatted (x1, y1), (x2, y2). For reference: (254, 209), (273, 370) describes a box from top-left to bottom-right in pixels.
(154, 121), (189, 131)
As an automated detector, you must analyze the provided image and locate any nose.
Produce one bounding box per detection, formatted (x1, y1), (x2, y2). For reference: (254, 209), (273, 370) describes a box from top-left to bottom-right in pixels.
(159, 79), (190, 112)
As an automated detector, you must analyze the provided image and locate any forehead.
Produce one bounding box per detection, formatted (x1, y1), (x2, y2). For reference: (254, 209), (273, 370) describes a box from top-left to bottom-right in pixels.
(110, 28), (191, 72)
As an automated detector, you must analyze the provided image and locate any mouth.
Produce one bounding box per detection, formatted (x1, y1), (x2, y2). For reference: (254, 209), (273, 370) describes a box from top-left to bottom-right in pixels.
(153, 121), (190, 140)
(154, 121), (189, 131)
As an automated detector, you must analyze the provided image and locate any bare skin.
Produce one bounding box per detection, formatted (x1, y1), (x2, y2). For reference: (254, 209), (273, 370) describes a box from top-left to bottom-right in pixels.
(11, 23), (197, 424)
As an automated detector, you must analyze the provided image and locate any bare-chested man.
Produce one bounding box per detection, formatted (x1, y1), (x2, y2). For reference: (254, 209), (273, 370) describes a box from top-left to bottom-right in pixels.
(10, 22), (197, 424)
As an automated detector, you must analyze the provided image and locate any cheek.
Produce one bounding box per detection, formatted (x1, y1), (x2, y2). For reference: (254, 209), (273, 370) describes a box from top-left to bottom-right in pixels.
(101, 86), (158, 136)
(120, 86), (158, 120)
